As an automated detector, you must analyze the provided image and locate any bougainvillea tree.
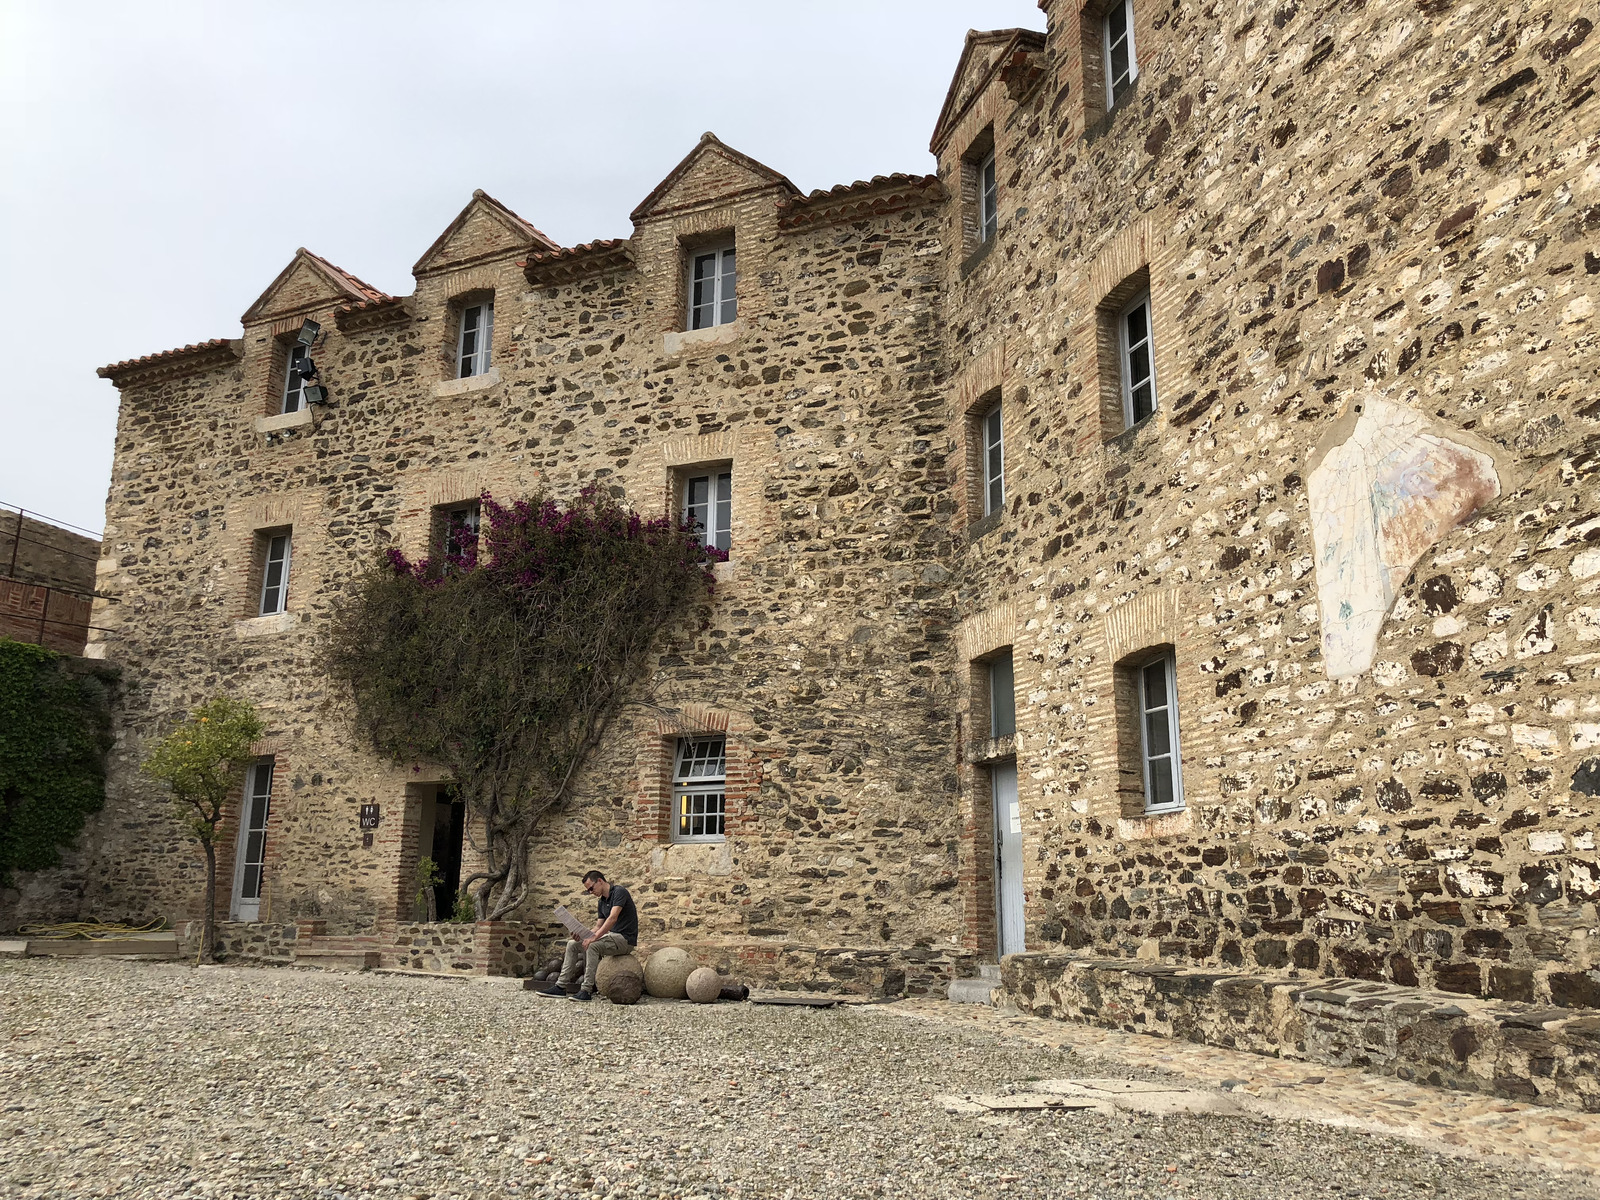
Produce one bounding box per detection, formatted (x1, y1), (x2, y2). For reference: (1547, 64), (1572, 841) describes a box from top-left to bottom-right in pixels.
(328, 486), (719, 920)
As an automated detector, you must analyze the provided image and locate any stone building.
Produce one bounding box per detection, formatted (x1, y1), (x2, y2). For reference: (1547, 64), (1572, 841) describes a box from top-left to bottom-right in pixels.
(9, 1), (1599, 1011)
(0, 507), (98, 655)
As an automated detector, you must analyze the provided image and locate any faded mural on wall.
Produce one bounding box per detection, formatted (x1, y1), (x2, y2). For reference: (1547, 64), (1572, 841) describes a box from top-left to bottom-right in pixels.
(1308, 397), (1502, 678)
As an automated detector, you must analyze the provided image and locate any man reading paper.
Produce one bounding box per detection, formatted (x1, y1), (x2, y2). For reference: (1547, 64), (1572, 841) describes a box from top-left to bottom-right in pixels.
(538, 869), (638, 1001)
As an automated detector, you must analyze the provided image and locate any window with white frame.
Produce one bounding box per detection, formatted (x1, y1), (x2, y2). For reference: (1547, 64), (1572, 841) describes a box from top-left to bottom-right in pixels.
(231, 760), (274, 918)
(1119, 292), (1156, 427)
(684, 470), (732, 553)
(1104, 0), (1138, 108)
(982, 402), (1005, 517)
(457, 301), (494, 378)
(258, 532), (291, 615)
(688, 244), (736, 330)
(281, 344), (309, 414)
(979, 151), (998, 243)
(436, 501), (481, 560)
(989, 650), (1015, 739)
(1136, 651), (1184, 812)
(672, 737), (726, 842)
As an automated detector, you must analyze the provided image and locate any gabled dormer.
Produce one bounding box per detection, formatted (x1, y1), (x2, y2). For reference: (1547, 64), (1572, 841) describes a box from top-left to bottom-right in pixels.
(630, 133), (800, 345)
(630, 132), (798, 224)
(412, 189), (559, 279)
(929, 28), (1048, 268)
(241, 248), (390, 326)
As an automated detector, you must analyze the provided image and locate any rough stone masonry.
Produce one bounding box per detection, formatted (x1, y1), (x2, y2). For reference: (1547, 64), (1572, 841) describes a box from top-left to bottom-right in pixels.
(6, 0), (1599, 1017)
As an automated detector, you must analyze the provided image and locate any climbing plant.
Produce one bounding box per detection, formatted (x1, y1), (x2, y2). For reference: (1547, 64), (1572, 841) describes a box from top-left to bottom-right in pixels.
(328, 486), (719, 920)
(0, 639), (113, 890)
(141, 696), (265, 962)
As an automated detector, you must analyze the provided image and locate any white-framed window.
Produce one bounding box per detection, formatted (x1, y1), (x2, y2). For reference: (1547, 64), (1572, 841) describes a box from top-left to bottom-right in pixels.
(281, 344), (309, 414)
(688, 244), (737, 330)
(1136, 651), (1184, 813)
(982, 402), (1005, 517)
(230, 760), (274, 921)
(1104, 0), (1138, 108)
(979, 151), (998, 243)
(684, 470), (732, 553)
(1119, 292), (1156, 427)
(259, 532), (291, 615)
(457, 301), (494, 378)
(672, 736), (726, 842)
(439, 501), (481, 559)
(989, 650), (1016, 739)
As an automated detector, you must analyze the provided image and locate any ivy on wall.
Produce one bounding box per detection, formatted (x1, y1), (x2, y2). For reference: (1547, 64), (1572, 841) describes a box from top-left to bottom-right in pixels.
(0, 639), (114, 888)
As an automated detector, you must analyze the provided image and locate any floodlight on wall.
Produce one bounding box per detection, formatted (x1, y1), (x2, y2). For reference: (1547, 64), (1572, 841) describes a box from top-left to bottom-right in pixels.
(303, 383), (329, 406)
(296, 318), (321, 347)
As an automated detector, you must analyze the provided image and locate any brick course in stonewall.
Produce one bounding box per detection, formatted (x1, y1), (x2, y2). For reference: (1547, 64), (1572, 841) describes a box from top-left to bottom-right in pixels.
(5, 2), (1599, 1029)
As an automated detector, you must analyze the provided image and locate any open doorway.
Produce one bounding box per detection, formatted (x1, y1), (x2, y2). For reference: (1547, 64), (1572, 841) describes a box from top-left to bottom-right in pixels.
(422, 786), (466, 920)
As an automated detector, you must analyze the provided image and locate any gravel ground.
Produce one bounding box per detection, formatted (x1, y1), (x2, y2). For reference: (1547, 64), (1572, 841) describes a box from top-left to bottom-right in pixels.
(2, 958), (1594, 1200)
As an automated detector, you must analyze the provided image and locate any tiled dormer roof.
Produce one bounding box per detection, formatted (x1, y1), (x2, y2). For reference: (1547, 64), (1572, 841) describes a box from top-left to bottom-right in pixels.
(413, 189), (560, 277)
(241, 247), (394, 325)
(776, 174), (946, 231)
(523, 239), (634, 287)
(96, 338), (242, 388)
(630, 132), (800, 222)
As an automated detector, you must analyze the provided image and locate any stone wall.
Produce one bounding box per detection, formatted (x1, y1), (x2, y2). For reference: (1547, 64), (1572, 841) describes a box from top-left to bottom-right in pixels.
(15, 0), (1600, 1009)
(179, 920), (298, 965)
(0, 509), (98, 592)
(1005, 953), (1600, 1112)
(0, 509), (99, 654)
(934, 2), (1600, 1003)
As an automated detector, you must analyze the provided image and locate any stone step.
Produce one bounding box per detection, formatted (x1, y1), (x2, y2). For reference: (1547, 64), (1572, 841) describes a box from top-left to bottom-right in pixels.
(295, 948), (381, 970)
(24, 934), (178, 959)
(948, 976), (1000, 1005)
(978, 963), (1002, 982)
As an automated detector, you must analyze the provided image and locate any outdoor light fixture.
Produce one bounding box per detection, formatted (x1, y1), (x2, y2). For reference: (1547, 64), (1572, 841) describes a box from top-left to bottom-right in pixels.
(303, 382), (329, 406)
(295, 318), (321, 347)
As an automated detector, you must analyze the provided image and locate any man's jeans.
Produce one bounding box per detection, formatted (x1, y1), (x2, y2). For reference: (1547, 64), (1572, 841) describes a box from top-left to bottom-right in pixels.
(557, 932), (632, 992)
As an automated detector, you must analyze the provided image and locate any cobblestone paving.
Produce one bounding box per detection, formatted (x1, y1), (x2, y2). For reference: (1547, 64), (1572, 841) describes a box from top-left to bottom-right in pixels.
(2, 958), (1595, 1200)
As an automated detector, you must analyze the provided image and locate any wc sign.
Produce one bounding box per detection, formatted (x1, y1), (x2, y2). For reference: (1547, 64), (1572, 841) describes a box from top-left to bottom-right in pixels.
(359, 804), (380, 830)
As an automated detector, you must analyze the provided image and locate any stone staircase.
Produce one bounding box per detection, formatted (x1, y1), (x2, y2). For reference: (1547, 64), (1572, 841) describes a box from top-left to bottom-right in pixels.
(293, 933), (381, 971)
(947, 962), (1001, 1004)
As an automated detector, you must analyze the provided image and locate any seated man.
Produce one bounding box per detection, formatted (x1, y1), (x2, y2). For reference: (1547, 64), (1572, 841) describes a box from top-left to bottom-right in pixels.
(539, 869), (638, 1001)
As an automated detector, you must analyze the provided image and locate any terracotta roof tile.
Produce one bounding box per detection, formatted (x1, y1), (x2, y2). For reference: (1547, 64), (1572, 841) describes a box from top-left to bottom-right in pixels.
(298, 249), (391, 304)
(96, 338), (237, 379)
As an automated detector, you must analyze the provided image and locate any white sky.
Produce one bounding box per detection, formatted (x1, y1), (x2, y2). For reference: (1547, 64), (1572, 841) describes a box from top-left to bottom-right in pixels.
(0, 0), (1043, 536)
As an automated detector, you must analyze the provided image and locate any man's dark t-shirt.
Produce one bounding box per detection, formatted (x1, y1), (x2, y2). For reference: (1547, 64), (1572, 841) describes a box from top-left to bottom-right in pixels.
(598, 883), (638, 946)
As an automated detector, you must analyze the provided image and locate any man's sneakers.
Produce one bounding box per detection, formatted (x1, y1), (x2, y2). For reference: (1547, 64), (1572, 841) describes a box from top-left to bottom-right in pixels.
(568, 990), (593, 1002)
(535, 982), (568, 997)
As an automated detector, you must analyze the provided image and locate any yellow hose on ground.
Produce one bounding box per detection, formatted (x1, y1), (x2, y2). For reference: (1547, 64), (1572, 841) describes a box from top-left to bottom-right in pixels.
(17, 917), (169, 940)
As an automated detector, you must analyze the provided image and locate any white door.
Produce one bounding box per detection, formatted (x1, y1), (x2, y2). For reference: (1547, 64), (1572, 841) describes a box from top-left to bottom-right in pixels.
(230, 763), (273, 921)
(992, 762), (1024, 956)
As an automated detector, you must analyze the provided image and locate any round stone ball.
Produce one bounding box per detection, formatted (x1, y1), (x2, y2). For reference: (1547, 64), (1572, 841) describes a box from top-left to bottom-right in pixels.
(686, 967), (722, 1004)
(644, 947), (694, 999)
(596, 953), (643, 1005)
(532, 969), (549, 981)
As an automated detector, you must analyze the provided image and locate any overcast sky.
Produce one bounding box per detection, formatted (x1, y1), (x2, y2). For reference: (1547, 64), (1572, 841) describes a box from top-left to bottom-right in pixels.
(0, 1), (1042, 536)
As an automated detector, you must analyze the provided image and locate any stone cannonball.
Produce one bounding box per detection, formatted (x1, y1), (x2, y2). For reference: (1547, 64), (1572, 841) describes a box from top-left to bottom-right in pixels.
(643, 947), (694, 999)
(596, 953), (644, 1005)
(685, 967), (722, 1004)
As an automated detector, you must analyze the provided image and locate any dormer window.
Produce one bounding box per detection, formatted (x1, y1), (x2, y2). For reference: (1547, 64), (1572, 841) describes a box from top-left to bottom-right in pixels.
(457, 301), (493, 378)
(281, 344), (309, 414)
(688, 244), (736, 330)
(1104, 0), (1138, 108)
(978, 151), (998, 243)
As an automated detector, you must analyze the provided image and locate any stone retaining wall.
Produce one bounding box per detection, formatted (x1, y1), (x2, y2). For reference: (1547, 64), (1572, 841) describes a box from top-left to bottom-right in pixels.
(180, 920), (298, 965)
(388, 920), (541, 976)
(1005, 954), (1600, 1112)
